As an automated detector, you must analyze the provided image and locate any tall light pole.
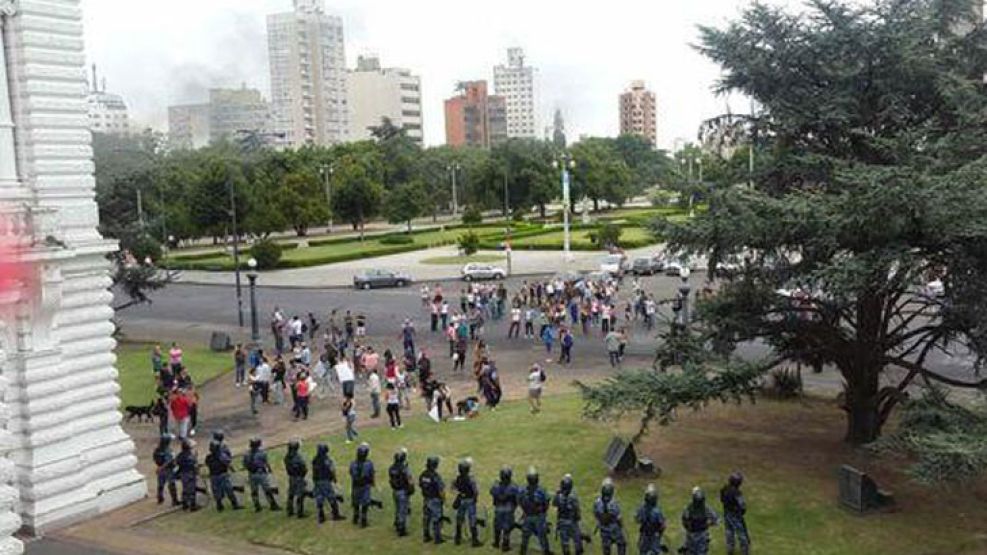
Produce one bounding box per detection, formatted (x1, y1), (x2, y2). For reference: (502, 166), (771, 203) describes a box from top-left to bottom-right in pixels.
(447, 163), (461, 215)
(553, 153), (575, 263)
(227, 165), (244, 327)
(247, 257), (260, 345)
(320, 163), (334, 234)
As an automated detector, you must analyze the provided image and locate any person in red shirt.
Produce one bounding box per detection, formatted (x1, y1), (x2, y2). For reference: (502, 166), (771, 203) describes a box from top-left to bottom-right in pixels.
(294, 370), (311, 421)
(169, 388), (191, 439)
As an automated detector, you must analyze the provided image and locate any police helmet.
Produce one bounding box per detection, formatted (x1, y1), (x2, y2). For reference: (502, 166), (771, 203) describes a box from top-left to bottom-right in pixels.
(560, 474), (574, 494)
(601, 478), (615, 499)
(212, 429), (225, 442)
(526, 467), (539, 487)
(316, 443), (329, 457)
(357, 442), (370, 460)
(499, 466), (513, 483)
(644, 483), (658, 506)
(426, 455), (440, 470)
(458, 457), (472, 475)
(729, 472), (744, 487)
(394, 447), (408, 464)
(287, 439), (301, 452)
(249, 436), (262, 450)
(691, 486), (705, 504)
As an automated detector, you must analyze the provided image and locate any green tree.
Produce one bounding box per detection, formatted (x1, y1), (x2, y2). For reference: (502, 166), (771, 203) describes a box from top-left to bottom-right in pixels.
(273, 171), (329, 236)
(582, 0), (987, 446)
(570, 139), (632, 211)
(384, 180), (429, 232)
(331, 154), (384, 239)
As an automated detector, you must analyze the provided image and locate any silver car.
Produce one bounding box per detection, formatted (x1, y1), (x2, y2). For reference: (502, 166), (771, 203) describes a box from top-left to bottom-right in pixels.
(461, 263), (507, 281)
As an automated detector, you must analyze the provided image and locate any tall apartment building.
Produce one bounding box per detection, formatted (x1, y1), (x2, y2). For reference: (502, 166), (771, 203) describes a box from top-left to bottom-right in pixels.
(619, 80), (657, 146)
(87, 65), (130, 135)
(267, 0), (348, 147)
(493, 47), (536, 138)
(208, 86), (272, 143)
(444, 81), (506, 148)
(167, 103), (211, 149)
(347, 55), (423, 143)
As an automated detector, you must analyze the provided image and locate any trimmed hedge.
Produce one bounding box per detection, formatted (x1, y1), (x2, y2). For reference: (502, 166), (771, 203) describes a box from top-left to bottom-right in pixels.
(379, 234), (415, 245)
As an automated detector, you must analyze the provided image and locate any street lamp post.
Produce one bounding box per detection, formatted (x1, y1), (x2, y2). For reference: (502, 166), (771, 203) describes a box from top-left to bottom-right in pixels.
(247, 257), (260, 345)
(553, 153), (575, 262)
(227, 168), (244, 327)
(320, 163), (334, 234)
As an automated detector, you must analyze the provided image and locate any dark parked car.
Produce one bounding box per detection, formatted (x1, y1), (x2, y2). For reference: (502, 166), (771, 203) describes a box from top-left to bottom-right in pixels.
(353, 269), (412, 290)
(630, 256), (662, 275)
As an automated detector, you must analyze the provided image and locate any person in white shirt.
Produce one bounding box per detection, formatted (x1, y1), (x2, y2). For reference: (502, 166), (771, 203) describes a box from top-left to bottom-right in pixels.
(254, 356), (272, 403)
(335, 355), (356, 399)
(368, 368), (382, 419)
(508, 306), (522, 338)
(289, 316), (304, 347)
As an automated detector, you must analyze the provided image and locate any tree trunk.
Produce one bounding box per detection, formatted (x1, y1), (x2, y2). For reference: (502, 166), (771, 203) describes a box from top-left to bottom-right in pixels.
(592, 198), (600, 212)
(843, 367), (882, 445)
(539, 204), (546, 218)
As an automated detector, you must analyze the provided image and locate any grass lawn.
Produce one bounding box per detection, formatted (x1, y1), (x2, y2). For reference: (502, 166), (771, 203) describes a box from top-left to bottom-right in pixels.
(115, 341), (232, 407)
(148, 395), (987, 554)
(420, 253), (506, 265)
(164, 227), (520, 271)
(511, 226), (657, 250)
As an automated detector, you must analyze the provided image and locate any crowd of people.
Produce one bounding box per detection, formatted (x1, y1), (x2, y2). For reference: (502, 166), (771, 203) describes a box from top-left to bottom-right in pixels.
(148, 272), (756, 555)
(155, 432), (751, 555)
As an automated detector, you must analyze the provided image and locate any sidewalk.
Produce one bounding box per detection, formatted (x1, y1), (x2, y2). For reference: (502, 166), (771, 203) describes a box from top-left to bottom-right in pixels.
(177, 245), (669, 288)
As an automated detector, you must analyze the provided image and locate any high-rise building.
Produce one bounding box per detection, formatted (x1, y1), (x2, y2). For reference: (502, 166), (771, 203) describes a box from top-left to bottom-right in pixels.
(167, 103), (212, 150)
(347, 55), (423, 143)
(444, 81), (506, 148)
(619, 80), (657, 146)
(86, 65), (130, 135)
(208, 86), (272, 144)
(267, 0), (348, 147)
(552, 108), (566, 149)
(493, 47), (536, 139)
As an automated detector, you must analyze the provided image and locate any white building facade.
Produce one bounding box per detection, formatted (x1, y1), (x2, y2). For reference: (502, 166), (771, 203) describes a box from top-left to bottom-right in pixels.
(267, 0), (348, 147)
(0, 0), (146, 540)
(493, 47), (536, 139)
(347, 55), (422, 144)
(167, 103), (211, 150)
(86, 66), (129, 136)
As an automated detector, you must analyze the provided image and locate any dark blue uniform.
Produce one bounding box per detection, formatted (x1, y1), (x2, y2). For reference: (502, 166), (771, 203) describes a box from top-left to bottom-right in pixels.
(519, 485), (551, 555)
(349, 458), (376, 526)
(242, 446), (280, 511)
(313, 447), (343, 522)
(554, 491), (584, 555)
(153, 440), (178, 505)
(419, 468), (445, 543)
(635, 503), (666, 555)
(388, 460), (415, 535)
(490, 481), (520, 550)
(453, 472), (481, 546)
(284, 446), (308, 517)
(175, 444), (199, 511)
(205, 444), (241, 511)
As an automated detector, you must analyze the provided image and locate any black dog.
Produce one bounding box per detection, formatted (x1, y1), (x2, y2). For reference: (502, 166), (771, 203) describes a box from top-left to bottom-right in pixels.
(124, 400), (156, 423)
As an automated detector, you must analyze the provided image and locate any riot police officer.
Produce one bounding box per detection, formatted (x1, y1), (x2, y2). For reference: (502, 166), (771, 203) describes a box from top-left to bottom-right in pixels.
(349, 442), (376, 528)
(242, 437), (281, 512)
(553, 474), (584, 555)
(175, 439), (199, 512)
(284, 439), (309, 518)
(490, 466), (520, 552)
(312, 443), (345, 523)
(518, 467), (551, 555)
(720, 473), (750, 555)
(680, 487), (718, 555)
(593, 478), (627, 555)
(635, 484), (667, 555)
(388, 447), (415, 536)
(205, 439), (242, 511)
(453, 458), (482, 547)
(419, 455), (446, 544)
(153, 434), (178, 506)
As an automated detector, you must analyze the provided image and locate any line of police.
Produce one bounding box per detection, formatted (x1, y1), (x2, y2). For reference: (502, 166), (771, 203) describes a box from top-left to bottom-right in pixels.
(154, 432), (750, 555)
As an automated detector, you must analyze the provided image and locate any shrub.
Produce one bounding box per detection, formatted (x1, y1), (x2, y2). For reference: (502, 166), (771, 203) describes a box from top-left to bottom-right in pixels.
(589, 223), (623, 249)
(127, 234), (163, 264)
(379, 234), (415, 245)
(764, 367), (803, 399)
(250, 238), (283, 270)
(458, 231), (480, 255)
(461, 206), (483, 226)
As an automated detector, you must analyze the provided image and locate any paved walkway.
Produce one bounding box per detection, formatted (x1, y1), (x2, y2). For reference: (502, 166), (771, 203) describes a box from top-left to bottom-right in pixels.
(177, 245), (672, 288)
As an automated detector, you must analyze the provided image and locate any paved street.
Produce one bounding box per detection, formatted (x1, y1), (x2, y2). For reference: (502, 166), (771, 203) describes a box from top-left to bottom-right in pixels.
(175, 244), (671, 288)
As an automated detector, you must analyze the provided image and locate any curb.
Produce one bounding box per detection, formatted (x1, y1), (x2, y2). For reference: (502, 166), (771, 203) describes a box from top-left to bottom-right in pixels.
(174, 271), (560, 291)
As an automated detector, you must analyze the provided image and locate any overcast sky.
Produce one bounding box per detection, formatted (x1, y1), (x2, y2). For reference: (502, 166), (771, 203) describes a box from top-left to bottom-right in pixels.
(82, 0), (764, 149)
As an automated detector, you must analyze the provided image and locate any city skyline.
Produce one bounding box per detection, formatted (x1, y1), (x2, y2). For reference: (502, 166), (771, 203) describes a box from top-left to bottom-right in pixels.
(82, 0), (763, 150)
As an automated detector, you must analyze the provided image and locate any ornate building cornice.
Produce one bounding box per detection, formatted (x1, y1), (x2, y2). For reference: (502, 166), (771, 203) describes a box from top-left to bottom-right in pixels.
(0, 1), (15, 17)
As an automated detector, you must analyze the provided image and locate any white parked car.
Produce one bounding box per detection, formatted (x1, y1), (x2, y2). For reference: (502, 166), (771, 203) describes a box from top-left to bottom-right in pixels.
(461, 263), (507, 281)
(663, 254), (699, 277)
(599, 253), (628, 277)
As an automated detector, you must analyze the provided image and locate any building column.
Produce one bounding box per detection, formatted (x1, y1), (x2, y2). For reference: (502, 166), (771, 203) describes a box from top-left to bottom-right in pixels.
(0, 2), (20, 190)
